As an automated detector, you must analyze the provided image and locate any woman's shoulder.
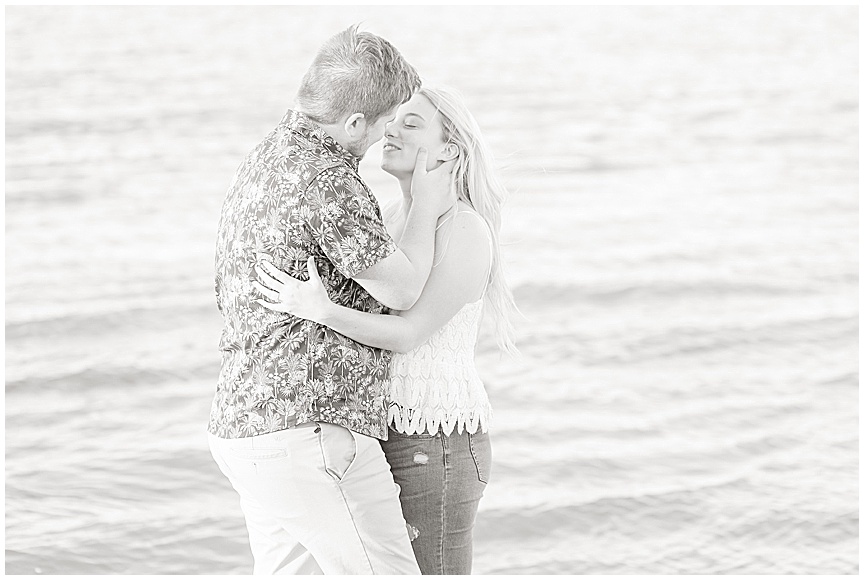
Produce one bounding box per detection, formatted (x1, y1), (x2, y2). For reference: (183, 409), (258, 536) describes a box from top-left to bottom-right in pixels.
(436, 204), (491, 267)
(454, 200), (477, 216)
(452, 204), (491, 243)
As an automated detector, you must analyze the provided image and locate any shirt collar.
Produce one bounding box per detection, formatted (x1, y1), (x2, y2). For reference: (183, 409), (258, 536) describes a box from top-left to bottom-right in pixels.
(281, 109), (360, 170)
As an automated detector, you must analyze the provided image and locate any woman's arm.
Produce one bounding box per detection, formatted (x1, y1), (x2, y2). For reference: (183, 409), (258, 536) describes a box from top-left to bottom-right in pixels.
(255, 212), (491, 353)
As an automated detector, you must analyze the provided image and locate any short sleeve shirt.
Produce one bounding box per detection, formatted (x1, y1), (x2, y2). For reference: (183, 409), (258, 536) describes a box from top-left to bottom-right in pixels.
(209, 110), (397, 440)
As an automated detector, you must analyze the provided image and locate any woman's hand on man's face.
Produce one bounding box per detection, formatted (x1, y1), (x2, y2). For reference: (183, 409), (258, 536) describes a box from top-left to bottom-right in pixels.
(253, 257), (331, 323)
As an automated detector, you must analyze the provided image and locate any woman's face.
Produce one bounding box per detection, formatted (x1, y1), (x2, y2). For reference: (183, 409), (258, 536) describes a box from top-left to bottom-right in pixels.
(381, 93), (449, 177)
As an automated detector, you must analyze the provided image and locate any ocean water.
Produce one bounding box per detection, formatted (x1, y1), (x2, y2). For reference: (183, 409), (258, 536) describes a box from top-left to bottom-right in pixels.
(4, 5), (858, 575)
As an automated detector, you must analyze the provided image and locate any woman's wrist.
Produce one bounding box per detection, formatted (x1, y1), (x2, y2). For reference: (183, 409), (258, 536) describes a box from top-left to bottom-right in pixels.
(315, 299), (339, 327)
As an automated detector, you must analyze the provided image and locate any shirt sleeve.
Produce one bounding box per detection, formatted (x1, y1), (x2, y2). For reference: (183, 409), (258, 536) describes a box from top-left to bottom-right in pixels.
(303, 167), (397, 278)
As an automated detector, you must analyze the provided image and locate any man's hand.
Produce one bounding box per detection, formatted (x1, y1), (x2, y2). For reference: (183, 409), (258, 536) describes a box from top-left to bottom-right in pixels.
(410, 148), (458, 217)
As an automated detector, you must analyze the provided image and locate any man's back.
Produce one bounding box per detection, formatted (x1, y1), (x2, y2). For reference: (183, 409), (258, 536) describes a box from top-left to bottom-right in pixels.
(209, 110), (397, 440)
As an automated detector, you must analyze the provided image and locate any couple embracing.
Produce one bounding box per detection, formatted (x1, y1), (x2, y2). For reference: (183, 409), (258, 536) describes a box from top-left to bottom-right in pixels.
(207, 25), (517, 575)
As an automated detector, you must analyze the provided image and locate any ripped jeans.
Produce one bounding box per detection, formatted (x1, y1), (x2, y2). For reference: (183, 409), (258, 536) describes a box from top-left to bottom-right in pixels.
(381, 427), (491, 575)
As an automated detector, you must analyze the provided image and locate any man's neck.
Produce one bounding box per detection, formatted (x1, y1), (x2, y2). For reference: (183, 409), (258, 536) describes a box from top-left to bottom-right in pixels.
(316, 122), (352, 151)
(295, 108), (355, 155)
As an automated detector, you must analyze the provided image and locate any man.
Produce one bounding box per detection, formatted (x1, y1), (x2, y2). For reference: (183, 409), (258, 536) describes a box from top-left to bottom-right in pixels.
(207, 26), (454, 574)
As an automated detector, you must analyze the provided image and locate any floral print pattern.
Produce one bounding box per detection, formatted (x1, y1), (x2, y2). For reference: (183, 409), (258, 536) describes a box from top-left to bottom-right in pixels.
(208, 110), (397, 440)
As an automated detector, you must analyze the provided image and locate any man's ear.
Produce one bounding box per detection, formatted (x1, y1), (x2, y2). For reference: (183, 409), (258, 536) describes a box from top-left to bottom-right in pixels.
(343, 113), (367, 138)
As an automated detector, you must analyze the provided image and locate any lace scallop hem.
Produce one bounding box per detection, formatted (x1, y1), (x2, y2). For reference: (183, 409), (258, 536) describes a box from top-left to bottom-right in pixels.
(388, 403), (492, 437)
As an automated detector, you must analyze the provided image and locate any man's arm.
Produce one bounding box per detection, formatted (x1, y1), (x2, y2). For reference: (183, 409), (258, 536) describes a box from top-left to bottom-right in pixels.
(351, 149), (456, 310)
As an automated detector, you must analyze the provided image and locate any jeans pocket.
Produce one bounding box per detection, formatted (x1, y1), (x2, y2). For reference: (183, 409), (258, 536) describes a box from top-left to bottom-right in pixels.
(467, 431), (492, 484)
(317, 423), (358, 481)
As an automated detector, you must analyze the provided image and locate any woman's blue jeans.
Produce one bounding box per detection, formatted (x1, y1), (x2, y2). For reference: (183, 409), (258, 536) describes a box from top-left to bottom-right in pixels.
(381, 427), (492, 575)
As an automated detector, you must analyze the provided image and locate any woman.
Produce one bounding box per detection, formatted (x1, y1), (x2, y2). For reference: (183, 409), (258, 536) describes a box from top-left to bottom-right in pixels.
(255, 86), (518, 574)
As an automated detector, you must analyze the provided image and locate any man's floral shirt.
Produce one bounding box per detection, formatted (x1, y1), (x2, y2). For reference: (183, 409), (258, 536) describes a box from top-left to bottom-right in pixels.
(208, 111), (397, 440)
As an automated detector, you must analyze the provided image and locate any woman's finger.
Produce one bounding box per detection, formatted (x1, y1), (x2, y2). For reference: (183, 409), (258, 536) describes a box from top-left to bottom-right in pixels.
(255, 298), (279, 312)
(260, 260), (293, 284)
(254, 265), (284, 291)
(252, 280), (279, 301)
(412, 147), (428, 178)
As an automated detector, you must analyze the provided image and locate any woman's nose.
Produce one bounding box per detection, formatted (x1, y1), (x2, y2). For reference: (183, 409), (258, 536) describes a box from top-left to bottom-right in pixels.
(384, 123), (397, 138)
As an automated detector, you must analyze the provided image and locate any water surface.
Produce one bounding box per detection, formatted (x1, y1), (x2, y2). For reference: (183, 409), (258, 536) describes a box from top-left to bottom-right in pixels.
(5, 5), (858, 574)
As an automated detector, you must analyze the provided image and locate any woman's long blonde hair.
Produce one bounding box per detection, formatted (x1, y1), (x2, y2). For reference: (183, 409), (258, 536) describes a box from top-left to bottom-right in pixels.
(420, 86), (519, 355)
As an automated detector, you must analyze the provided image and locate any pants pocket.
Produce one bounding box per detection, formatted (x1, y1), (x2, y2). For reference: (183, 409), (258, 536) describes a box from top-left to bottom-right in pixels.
(225, 447), (288, 461)
(317, 422), (358, 481)
(218, 434), (290, 462)
(467, 431), (492, 484)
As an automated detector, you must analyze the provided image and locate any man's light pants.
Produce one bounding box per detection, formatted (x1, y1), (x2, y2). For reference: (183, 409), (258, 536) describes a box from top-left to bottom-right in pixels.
(209, 422), (421, 575)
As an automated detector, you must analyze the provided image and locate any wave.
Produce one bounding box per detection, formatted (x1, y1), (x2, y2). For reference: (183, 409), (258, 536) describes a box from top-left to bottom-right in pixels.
(5, 363), (218, 394)
(6, 302), (219, 341)
(476, 477), (858, 560)
(476, 476), (751, 541)
(512, 312), (857, 363)
(511, 279), (833, 306)
(4, 187), (87, 205)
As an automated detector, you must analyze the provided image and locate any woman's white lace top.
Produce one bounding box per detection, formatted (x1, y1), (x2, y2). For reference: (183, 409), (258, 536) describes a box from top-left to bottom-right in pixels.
(387, 211), (493, 436)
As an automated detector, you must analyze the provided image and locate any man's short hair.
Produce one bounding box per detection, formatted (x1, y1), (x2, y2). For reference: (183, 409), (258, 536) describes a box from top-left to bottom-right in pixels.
(296, 25), (421, 125)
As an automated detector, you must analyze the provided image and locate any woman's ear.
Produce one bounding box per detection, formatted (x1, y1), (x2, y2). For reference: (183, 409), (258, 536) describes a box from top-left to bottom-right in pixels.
(440, 143), (459, 161)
